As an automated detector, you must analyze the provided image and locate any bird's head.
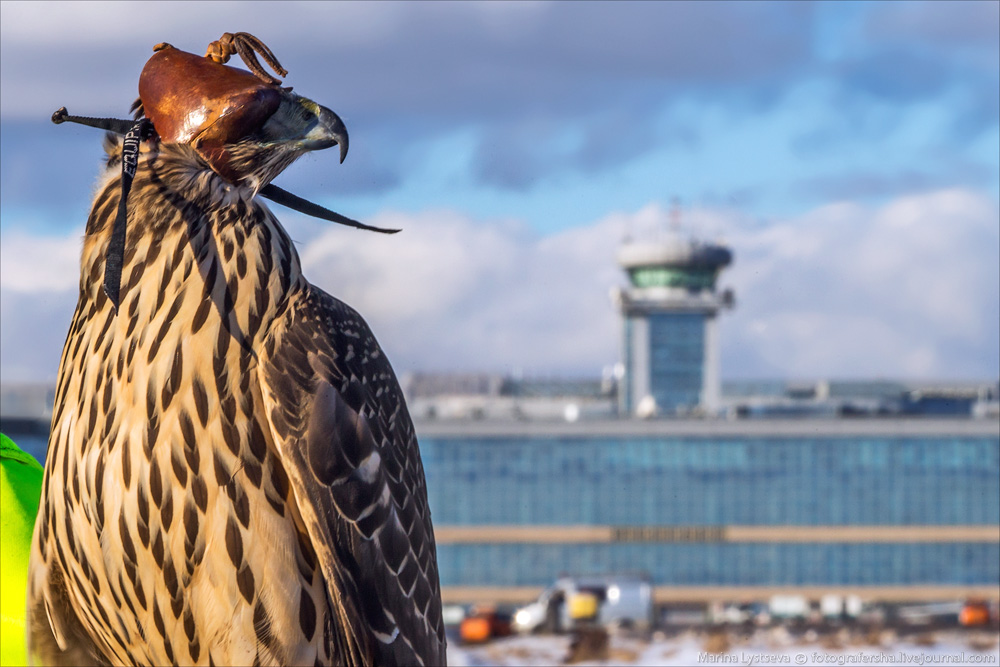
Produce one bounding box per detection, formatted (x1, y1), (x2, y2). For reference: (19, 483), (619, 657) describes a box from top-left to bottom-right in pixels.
(138, 37), (347, 192)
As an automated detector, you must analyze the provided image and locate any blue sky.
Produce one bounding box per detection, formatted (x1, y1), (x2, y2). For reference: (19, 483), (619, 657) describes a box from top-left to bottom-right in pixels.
(1, 1), (998, 382)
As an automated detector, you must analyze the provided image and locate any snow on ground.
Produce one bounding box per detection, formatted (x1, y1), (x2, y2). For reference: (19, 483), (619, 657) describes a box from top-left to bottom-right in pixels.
(448, 629), (1000, 666)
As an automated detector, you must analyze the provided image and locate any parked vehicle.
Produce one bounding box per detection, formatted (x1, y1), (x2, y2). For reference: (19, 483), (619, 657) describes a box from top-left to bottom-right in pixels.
(513, 574), (654, 634)
(768, 595), (810, 619)
(960, 600), (991, 627)
(459, 604), (513, 644)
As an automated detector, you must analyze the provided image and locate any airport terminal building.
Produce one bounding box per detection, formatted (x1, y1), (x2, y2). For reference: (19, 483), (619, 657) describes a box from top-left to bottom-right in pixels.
(418, 417), (999, 604)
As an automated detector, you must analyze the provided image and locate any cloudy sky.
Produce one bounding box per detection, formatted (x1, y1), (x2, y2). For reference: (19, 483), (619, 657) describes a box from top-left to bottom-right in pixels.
(1, 1), (998, 383)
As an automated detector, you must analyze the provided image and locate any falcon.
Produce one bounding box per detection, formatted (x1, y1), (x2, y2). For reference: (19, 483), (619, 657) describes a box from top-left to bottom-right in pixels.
(27, 33), (446, 666)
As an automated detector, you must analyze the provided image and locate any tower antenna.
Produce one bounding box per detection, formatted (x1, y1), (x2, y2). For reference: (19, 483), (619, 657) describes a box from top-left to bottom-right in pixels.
(669, 196), (682, 238)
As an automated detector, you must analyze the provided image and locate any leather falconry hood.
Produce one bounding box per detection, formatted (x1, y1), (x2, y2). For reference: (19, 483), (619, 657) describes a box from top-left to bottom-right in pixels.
(138, 35), (287, 183)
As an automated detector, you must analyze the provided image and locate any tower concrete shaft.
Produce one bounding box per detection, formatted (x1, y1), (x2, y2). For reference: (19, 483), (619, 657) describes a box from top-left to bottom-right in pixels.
(613, 238), (733, 417)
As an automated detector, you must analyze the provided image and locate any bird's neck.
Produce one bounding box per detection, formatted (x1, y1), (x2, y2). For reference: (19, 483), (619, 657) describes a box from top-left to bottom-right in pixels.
(80, 144), (305, 350)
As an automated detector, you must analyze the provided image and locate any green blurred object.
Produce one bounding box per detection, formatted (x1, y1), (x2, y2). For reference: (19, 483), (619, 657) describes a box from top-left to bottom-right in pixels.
(1, 432), (44, 667)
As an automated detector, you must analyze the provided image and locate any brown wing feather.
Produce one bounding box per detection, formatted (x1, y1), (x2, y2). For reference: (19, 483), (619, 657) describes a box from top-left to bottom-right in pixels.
(257, 283), (446, 666)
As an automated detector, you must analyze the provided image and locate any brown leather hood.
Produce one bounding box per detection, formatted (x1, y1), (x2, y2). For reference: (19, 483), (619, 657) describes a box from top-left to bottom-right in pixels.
(138, 44), (284, 181)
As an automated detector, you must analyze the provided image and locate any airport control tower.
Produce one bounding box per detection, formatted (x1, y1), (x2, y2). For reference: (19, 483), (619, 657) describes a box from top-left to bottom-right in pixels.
(612, 219), (733, 417)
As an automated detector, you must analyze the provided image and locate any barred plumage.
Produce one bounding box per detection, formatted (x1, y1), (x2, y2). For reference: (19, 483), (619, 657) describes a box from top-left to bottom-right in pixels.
(27, 78), (445, 666)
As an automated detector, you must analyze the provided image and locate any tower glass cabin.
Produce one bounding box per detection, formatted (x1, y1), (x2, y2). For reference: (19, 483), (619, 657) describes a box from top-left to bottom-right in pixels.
(614, 237), (733, 417)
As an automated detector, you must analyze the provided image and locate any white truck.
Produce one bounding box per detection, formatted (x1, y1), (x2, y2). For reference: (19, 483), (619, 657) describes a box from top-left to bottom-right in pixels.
(512, 574), (654, 635)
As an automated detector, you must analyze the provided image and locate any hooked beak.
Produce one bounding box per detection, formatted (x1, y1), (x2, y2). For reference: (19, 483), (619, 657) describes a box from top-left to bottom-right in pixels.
(299, 99), (349, 163)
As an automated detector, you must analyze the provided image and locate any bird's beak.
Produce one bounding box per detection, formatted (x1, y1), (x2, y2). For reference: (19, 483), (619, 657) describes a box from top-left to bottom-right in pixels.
(299, 98), (349, 163)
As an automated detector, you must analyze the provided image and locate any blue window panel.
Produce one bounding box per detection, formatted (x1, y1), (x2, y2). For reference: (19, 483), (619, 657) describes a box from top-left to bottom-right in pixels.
(647, 312), (705, 412)
(436, 543), (1000, 588)
(420, 435), (1000, 527)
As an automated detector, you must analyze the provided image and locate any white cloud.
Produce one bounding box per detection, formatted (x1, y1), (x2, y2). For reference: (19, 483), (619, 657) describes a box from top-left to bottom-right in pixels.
(2, 189), (997, 383)
(0, 231), (82, 292)
(714, 188), (1000, 378)
(298, 208), (624, 375)
(0, 288), (76, 383)
(0, 231), (81, 382)
(297, 188), (998, 380)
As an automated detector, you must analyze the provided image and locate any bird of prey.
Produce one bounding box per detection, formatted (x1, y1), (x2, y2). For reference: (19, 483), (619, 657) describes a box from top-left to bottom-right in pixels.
(27, 33), (446, 666)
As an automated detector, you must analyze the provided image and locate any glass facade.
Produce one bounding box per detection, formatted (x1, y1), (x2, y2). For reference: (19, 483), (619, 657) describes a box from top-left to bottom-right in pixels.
(421, 433), (1000, 588)
(647, 312), (705, 413)
(628, 267), (717, 289)
(436, 543), (1000, 588)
